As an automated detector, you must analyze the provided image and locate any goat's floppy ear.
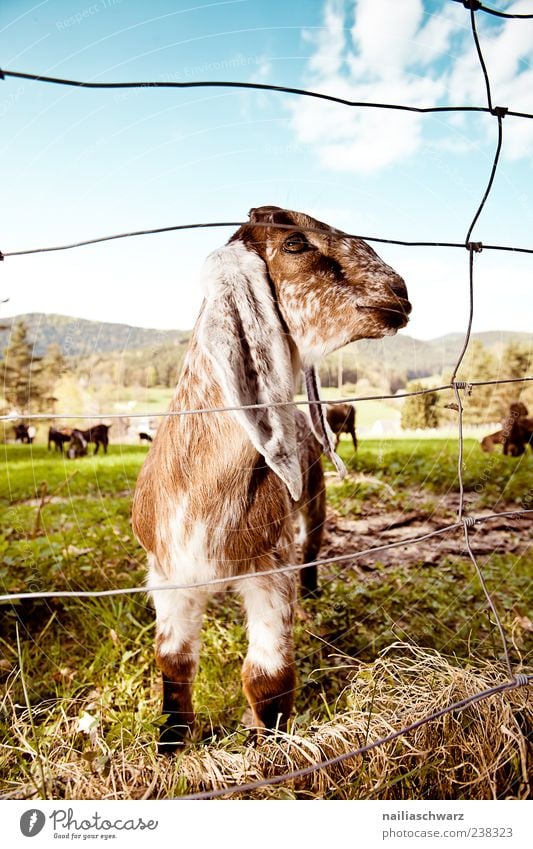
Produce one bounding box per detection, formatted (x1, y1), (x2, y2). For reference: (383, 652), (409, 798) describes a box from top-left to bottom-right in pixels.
(304, 367), (347, 480)
(198, 241), (303, 501)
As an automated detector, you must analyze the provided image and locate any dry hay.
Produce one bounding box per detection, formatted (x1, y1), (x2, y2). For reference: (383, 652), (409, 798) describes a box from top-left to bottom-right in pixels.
(3, 644), (531, 800)
(174, 644), (532, 800)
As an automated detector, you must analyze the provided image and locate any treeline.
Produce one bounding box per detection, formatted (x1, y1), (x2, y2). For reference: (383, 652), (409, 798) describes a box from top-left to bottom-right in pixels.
(2, 320), (531, 429)
(71, 341), (189, 389)
(401, 340), (532, 429)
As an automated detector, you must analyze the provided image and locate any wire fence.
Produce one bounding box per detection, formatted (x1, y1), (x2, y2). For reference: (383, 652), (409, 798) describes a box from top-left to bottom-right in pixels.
(1, 0), (532, 799)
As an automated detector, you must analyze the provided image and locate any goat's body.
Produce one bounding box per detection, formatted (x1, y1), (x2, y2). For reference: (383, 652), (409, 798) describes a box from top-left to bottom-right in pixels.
(79, 424), (111, 454)
(133, 337), (298, 747)
(480, 430), (504, 453)
(326, 403), (357, 452)
(132, 206), (411, 751)
(48, 427), (71, 453)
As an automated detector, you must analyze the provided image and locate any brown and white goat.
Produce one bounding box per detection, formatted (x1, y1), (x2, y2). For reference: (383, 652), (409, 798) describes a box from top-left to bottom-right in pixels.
(132, 205), (411, 751)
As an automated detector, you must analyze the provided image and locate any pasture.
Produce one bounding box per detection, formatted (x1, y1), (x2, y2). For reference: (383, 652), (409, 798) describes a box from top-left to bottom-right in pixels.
(0, 438), (531, 799)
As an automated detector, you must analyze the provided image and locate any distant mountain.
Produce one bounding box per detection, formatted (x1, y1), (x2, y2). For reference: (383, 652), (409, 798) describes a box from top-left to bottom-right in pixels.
(0, 313), (189, 358)
(345, 330), (532, 380)
(0, 313), (530, 378)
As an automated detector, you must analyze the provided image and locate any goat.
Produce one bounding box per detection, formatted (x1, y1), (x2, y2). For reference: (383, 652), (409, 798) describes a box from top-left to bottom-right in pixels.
(13, 423), (31, 443)
(139, 432), (153, 443)
(132, 205), (411, 751)
(48, 426), (72, 453)
(78, 424), (111, 454)
(480, 430), (504, 453)
(67, 429), (88, 459)
(502, 402), (530, 456)
(326, 403), (357, 453)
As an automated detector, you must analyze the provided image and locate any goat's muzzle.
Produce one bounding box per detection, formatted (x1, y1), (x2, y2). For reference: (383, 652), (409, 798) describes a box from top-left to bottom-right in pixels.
(357, 297), (412, 330)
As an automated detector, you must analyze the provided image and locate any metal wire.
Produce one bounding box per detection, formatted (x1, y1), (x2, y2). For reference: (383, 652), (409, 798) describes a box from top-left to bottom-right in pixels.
(451, 0), (533, 19)
(2, 66), (533, 119)
(2, 510), (531, 604)
(2, 222), (533, 262)
(1, 376), (532, 423)
(177, 675), (533, 800)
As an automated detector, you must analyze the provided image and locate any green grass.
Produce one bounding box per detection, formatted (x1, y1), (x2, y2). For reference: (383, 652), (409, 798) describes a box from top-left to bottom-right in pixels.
(331, 437), (533, 510)
(0, 438), (531, 798)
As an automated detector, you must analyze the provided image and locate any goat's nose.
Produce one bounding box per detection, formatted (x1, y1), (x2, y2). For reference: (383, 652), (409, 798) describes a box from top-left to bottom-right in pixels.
(390, 275), (411, 311)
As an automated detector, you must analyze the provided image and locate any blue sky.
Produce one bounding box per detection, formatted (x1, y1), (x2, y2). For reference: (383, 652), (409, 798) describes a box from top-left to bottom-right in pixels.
(1, 0), (532, 340)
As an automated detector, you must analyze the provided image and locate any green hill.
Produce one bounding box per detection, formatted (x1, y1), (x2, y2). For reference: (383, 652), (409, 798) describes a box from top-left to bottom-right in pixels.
(0, 313), (530, 381)
(0, 313), (189, 358)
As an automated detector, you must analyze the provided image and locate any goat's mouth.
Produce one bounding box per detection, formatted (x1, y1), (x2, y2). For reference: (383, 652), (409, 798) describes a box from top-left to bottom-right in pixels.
(357, 300), (412, 329)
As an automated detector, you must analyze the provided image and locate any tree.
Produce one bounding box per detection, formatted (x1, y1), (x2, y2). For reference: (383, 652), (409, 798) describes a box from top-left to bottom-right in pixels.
(39, 343), (66, 407)
(454, 340), (498, 424)
(401, 381), (440, 430)
(491, 342), (532, 419)
(1, 320), (44, 413)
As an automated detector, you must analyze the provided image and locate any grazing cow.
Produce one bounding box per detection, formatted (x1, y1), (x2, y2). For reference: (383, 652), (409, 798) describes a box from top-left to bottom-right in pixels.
(139, 432), (153, 443)
(326, 403), (357, 452)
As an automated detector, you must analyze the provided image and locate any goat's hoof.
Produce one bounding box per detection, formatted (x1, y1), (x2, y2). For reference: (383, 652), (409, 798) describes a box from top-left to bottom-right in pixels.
(157, 723), (191, 756)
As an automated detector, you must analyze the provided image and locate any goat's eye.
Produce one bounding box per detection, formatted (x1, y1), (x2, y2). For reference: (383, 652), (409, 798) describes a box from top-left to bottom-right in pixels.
(283, 233), (309, 253)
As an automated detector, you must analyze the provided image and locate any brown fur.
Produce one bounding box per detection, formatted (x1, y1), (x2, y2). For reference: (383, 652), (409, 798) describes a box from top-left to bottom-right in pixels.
(294, 410), (326, 597)
(501, 403), (530, 456)
(156, 637), (197, 751)
(132, 206), (411, 751)
(480, 430), (504, 453)
(326, 403), (357, 452)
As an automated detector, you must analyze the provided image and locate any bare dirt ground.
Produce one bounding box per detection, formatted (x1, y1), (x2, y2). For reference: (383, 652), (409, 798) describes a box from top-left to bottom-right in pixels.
(319, 486), (530, 576)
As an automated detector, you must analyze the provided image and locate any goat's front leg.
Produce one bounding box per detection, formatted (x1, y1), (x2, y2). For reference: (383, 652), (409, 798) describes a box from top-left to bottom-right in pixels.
(239, 571), (296, 737)
(150, 566), (207, 754)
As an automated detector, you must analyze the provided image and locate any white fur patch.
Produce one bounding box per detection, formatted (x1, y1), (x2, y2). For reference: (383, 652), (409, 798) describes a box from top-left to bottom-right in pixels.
(239, 578), (291, 675)
(148, 554), (207, 657)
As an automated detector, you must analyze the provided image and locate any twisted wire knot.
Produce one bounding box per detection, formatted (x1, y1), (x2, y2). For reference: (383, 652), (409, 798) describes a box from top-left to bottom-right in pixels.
(513, 674), (530, 688)
(462, 516), (476, 528)
(454, 381), (473, 395)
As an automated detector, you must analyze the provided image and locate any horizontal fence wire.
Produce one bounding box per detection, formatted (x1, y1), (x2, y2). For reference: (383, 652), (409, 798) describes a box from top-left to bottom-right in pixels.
(2, 224), (533, 259)
(451, 0), (533, 19)
(2, 66), (533, 119)
(1, 376), (532, 422)
(1, 0), (532, 800)
(1, 509), (531, 604)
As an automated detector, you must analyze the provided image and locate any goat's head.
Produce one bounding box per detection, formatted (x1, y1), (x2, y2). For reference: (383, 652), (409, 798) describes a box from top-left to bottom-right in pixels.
(198, 205), (411, 500)
(232, 205), (411, 361)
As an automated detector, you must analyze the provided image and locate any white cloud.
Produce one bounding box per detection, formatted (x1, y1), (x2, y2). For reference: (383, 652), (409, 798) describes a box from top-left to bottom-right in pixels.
(289, 0), (533, 173)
